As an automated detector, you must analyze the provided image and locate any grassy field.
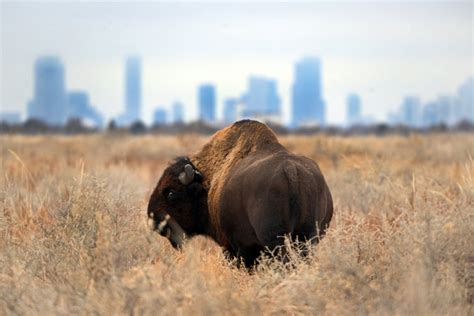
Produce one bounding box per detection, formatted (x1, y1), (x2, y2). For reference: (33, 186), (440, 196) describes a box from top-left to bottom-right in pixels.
(1, 132), (473, 315)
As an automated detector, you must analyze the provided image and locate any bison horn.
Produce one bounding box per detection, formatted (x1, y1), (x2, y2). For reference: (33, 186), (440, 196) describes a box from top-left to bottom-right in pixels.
(179, 164), (195, 185)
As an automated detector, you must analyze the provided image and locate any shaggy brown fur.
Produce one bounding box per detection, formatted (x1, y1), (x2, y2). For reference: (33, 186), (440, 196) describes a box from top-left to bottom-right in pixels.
(190, 120), (285, 247)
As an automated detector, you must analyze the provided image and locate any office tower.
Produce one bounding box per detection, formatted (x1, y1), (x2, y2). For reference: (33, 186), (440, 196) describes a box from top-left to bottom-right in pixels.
(223, 98), (238, 124)
(242, 77), (280, 119)
(67, 91), (104, 127)
(436, 96), (455, 125)
(172, 101), (185, 123)
(451, 98), (465, 124)
(198, 84), (216, 122)
(422, 102), (439, 127)
(153, 108), (168, 125)
(291, 57), (326, 127)
(117, 57), (141, 125)
(27, 56), (67, 125)
(387, 112), (402, 126)
(457, 77), (474, 123)
(125, 57), (141, 121)
(346, 93), (361, 126)
(0, 112), (21, 124)
(401, 96), (421, 127)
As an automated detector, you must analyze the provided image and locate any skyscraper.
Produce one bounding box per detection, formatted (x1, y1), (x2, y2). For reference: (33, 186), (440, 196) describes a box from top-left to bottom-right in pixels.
(27, 56), (67, 125)
(291, 57), (326, 127)
(0, 112), (21, 124)
(346, 93), (361, 126)
(67, 91), (103, 127)
(117, 57), (141, 125)
(457, 77), (474, 123)
(153, 108), (168, 125)
(401, 96), (421, 127)
(422, 102), (439, 127)
(172, 101), (185, 123)
(223, 98), (238, 124)
(436, 96), (455, 125)
(198, 84), (216, 123)
(242, 76), (280, 119)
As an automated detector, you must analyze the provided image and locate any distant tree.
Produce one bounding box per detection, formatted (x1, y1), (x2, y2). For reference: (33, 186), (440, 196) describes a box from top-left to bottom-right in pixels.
(107, 119), (117, 132)
(64, 118), (86, 134)
(454, 119), (473, 131)
(130, 120), (147, 134)
(374, 123), (389, 136)
(430, 123), (448, 132)
(22, 118), (50, 134)
(0, 122), (12, 133)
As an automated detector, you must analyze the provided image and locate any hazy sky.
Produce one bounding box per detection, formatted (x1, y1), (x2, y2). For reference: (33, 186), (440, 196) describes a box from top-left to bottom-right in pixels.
(1, 1), (473, 124)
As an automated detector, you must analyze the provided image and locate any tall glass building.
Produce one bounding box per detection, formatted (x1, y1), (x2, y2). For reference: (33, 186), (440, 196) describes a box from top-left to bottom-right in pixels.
(291, 57), (326, 127)
(153, 108), (168, 125)
(457, 77), (474, 123)
(27, 56), (66, 125)
(243, 77), (280, 117)
(401, 96), (421, 127)
(67, 91), (103, 127)
(198, 84), (216, 123)
(223, 98), (238, 124)
(346, 93), (361, 126)
(172, 101), (185, 123)
(125, 56), (141, 122)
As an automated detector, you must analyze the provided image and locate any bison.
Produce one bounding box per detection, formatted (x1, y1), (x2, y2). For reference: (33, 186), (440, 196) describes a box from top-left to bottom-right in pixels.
(147, 120), (333, 267)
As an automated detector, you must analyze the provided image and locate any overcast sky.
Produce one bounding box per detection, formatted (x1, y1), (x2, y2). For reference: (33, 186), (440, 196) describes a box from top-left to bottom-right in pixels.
(1, 1), (472, 124)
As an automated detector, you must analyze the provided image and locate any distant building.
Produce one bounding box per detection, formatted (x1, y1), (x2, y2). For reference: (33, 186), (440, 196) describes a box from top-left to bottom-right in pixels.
(117, 57), (141, 125)
(417, 77), (474, 127)
(223, 98), (238, 124)
(27, 56), (67, 125)
(241, 76), (281, 123)
(387, 112), (402, 126)
(401, 96), (421, 127)
(198, 84), (216, 123)
(67, 91), (103, 127)
(346, 93), (361, 126)
(172, 101), (185, 123)
(153, 108), (168, 125)
(436, 96), (455, 125)
(292, 57), (326, 127)
(457, 76), (474, 123)
(0, 112), (21, 124)
(422, 102), (440, 127)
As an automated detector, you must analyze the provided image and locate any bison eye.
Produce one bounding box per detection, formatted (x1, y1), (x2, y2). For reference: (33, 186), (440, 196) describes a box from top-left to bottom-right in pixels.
(167, 190), (176, 202)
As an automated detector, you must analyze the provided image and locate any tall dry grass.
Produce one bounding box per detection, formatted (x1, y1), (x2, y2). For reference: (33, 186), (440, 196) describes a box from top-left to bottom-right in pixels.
(1, 133), (473, 315)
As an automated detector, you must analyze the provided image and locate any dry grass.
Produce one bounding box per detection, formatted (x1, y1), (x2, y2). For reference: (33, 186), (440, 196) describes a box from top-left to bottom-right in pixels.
(1, 132), (473, 315)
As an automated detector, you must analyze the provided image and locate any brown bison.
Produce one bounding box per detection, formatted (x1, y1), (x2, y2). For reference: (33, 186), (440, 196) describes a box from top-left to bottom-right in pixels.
(147, 120), (333, 266)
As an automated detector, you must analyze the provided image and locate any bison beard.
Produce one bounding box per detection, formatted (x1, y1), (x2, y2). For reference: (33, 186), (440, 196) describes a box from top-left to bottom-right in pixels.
(148, 120), (333, 267)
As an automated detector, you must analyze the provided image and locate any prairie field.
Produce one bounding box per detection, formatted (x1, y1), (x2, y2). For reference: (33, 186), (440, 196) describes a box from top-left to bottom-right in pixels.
(1, 132), (473, 315)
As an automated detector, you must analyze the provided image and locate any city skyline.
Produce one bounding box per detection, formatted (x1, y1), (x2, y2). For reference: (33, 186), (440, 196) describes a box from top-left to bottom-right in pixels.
(4, 54), (474, 128)
(2, 2), (472, 125)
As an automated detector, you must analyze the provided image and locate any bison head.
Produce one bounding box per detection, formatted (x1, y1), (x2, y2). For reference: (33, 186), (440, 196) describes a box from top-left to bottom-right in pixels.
(147, 157), (206, 249)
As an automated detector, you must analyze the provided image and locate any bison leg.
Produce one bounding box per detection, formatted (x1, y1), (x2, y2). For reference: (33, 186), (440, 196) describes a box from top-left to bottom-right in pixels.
(238, 244), (264, 268)
(224, 245), (262, 268)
